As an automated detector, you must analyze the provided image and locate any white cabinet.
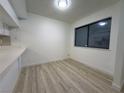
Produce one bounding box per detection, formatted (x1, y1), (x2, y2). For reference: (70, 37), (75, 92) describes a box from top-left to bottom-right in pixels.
(0, 57), (21, 93)
(0, 47), (26, 93)
(3, 24), (10, 36)
(0, 22), (4, 35)
(4, 29), (10, 36)
(0, 23), (10, 36)
(9, 0), (27, 19)
(0, 0), (20, 27)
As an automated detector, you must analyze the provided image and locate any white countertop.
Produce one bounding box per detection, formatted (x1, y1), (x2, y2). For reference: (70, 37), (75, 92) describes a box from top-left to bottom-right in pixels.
(0, 46), (26, 75)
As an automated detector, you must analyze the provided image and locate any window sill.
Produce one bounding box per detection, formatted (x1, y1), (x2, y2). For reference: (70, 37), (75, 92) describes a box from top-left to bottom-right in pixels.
(74, 46), (112, 51)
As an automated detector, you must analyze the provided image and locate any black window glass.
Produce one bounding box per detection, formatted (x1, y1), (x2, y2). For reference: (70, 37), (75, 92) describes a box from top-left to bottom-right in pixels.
(88, 19), (111, 49)
(75, 26), (88, 47)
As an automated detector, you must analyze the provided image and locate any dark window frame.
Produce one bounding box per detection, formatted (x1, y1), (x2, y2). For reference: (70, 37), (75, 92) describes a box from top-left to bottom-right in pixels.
(74, 17), (112, 49)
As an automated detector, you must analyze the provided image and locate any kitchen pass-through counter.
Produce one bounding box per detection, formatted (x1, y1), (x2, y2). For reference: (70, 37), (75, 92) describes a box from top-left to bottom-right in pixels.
(0, 46), (26, 93)
(0, 46), (26, 75)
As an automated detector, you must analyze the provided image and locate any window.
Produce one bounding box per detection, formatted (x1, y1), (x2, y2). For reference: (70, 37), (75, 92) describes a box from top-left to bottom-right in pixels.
(75, 26), (88, 47)
(75, 18), (112, 49)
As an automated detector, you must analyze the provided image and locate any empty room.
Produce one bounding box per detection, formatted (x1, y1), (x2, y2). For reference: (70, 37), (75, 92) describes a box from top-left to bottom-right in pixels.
(0, 0), (124, 93)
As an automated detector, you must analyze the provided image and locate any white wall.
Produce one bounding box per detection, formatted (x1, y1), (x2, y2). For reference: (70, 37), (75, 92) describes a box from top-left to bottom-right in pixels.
(11, 13), (71, 67)
(69, 2), (120, 76)
(113, 0), (124, 90)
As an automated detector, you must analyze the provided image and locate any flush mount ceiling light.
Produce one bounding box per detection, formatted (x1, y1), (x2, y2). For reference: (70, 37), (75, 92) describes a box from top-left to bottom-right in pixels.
(55, 0), (71, 10)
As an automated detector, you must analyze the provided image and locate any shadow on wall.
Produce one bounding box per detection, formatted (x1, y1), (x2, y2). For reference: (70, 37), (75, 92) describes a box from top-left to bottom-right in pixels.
(21, 48), (60, 67)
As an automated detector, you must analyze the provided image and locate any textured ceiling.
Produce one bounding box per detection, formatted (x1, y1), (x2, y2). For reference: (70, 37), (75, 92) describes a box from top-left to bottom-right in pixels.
(26, 0), (119, 23)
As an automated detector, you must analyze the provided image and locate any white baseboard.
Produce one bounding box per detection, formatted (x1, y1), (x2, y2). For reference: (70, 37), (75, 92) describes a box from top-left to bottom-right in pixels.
(112, 82), (121, 91)
(70, 58), (113, 78)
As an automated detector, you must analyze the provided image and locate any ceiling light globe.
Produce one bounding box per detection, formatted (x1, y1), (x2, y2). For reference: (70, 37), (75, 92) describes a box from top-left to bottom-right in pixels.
(58, 0), (67, 9)
(55, 0), (71, 10)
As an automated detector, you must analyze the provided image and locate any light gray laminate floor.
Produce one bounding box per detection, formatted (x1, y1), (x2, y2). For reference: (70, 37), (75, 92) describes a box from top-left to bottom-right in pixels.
(13, 59), (123, 93)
